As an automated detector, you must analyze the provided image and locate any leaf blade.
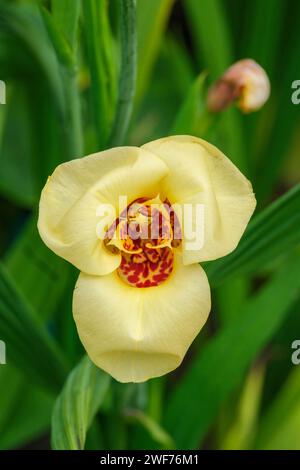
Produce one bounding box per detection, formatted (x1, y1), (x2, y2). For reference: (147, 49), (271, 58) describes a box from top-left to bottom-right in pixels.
(51, 356), (110, 450)
(0, 262), (69, 392)
(206, 184), (300, 286)
(165, 254), (300, 448)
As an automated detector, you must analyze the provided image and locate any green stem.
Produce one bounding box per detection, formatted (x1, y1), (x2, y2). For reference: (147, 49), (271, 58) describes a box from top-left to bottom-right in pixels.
(40, 3), (83, 158)
(108, 383), (131, 449)
(83, 0), (112, 149)
(63, 67), (83, 158)
(148, 378), (165, 423)
(109, 0), (137, 147)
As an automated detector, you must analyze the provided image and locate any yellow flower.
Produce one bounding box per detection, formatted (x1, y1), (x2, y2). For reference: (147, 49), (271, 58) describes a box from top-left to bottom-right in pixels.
(38, 135), (256, 383)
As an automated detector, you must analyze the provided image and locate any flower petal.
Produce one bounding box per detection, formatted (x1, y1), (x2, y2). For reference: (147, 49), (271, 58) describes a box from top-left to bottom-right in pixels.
(38, 147), (168, 275)
(143, 135), (256, 264)
(73, 256), (211, 383)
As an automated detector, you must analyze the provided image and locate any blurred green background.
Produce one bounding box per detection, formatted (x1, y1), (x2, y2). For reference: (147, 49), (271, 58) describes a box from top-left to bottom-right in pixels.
(0, 0), (300, 450)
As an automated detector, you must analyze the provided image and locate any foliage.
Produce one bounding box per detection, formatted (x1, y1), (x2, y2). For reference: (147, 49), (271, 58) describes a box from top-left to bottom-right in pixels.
(0, 0), (299, 450)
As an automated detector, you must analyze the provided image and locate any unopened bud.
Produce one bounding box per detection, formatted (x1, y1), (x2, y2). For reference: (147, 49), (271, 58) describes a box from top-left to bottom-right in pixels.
(207, 59), (270, 113)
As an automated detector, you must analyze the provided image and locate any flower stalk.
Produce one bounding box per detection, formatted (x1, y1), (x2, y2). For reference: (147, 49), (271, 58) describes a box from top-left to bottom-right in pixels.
(109, 0), (137, 147)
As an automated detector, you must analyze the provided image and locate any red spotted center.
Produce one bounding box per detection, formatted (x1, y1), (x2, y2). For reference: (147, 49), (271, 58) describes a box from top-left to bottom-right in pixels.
(104, 196), (181, 288)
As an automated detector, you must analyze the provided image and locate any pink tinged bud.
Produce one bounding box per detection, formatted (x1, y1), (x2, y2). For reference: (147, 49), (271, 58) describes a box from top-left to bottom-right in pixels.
(207, 59), (270, 113)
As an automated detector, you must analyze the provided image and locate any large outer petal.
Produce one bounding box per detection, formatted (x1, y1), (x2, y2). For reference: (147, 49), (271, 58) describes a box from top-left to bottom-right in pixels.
(142, 135), (256, 264)
(73, 256), (211, 383)
(38, 147), (168, 275)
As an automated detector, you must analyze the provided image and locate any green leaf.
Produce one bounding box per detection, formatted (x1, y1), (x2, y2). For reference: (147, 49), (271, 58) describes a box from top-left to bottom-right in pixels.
(0, 1), (70, 196)
(183, 0), (246, 172)
(130, 35), (194, 144)
(184, 0), (232, 78)
(235, 0), (282, 182)
(109, 0), (137, 147)
(215, 277), (250, 326)
(0, 367), (54, 450)
(242, 0), (284, 74)
(125, 409), (175, 449)
(40, 6), (75, 69)
(82, 0), (116, 149)
(220, 362), (265, 449)
(51, 0), (80, 51)
(41, 2), (83, 161)
(0, 1), (65, 116)
(0, 87), (37, 207)
(1, 217), (75, 449)
(0, 366), (24, 434)
(51, 356), (110, 450)
(206, 184), (300, 287)
(162, 35), (195, 98)
(255, 365), (300, 449)
(5, 215), (72, 321)
(171, 72), (211, 136)
(218, 108), (247, 173)
(135, 0), (174, 106)
(0, 262), (69, 392)
(164, 253), (300, 448)
(255, 53), (300, 201)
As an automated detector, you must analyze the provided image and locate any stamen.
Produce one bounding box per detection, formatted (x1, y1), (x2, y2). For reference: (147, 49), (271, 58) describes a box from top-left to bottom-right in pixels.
(104, 196), (181, 288)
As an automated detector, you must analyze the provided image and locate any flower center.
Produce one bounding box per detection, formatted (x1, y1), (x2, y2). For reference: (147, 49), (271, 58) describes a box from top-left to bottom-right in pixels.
(104, 196), (181, 288)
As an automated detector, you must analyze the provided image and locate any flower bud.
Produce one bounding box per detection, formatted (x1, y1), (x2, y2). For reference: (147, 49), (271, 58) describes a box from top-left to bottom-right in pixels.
(207, 59), (270, 113)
